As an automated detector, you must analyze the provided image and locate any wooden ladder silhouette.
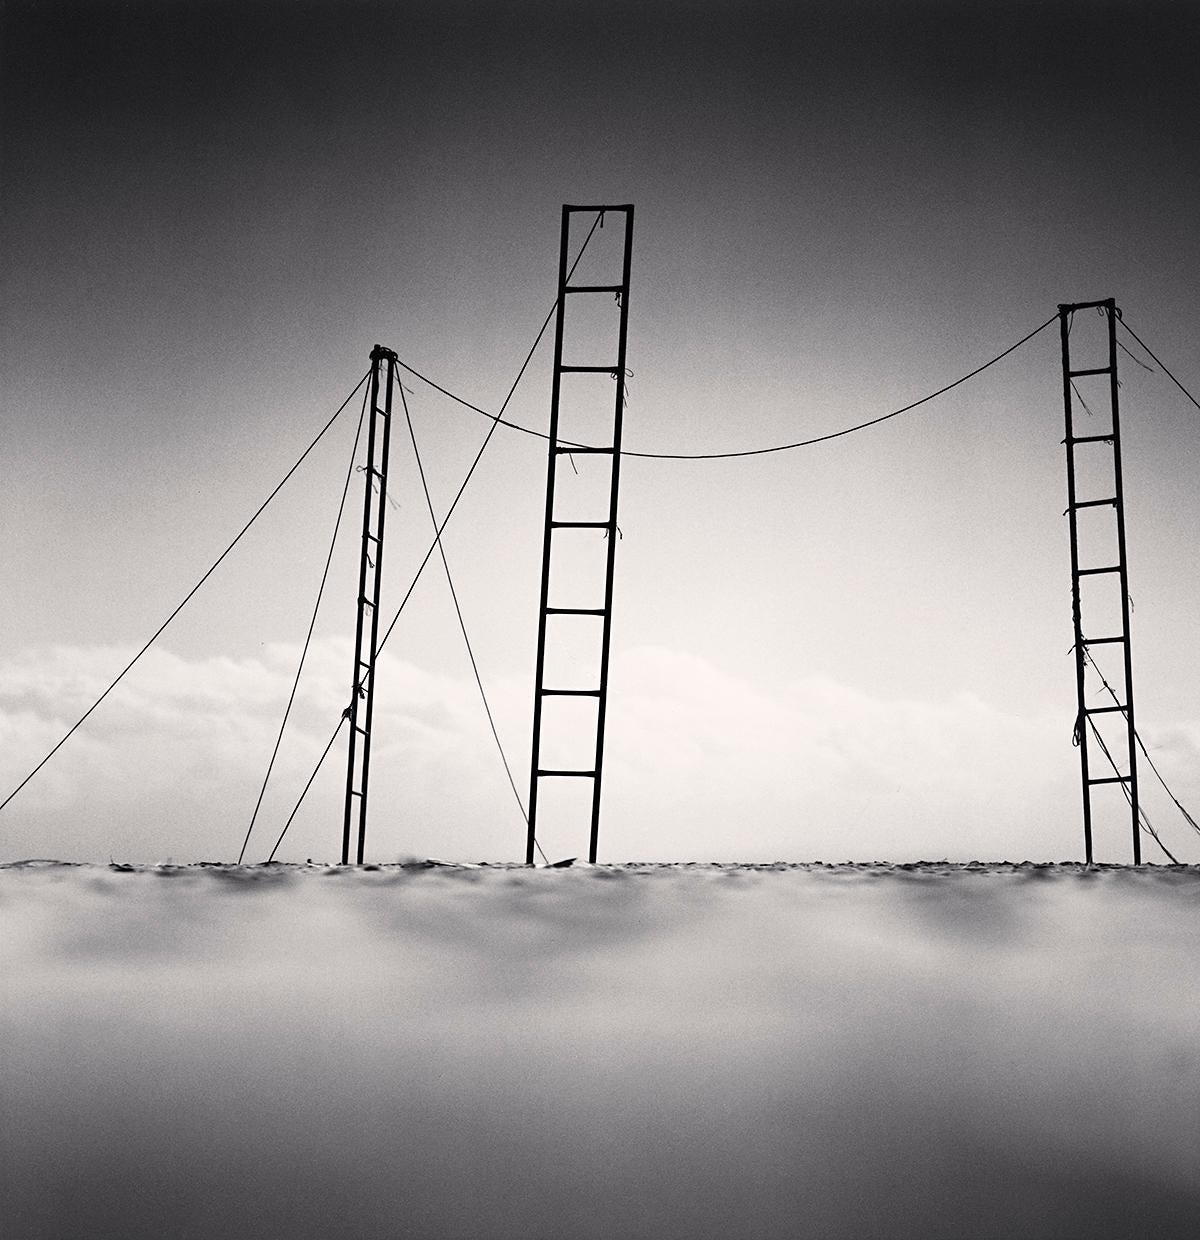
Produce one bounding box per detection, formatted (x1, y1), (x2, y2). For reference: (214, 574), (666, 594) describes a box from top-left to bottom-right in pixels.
(527, 205), (635, 864)
(1059, 299), (1140, 863)
(342, 345), (396, 865)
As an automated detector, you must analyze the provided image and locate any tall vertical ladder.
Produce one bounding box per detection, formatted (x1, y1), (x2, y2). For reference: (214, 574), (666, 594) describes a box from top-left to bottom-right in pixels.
(1058, 299), (1140, 863)
(342, 344), (397, 865)
(527, 204), (635, 865)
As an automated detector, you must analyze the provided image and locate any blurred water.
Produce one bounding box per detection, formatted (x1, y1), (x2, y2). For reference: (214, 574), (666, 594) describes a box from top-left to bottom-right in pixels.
(2, 862), (1198, 1239)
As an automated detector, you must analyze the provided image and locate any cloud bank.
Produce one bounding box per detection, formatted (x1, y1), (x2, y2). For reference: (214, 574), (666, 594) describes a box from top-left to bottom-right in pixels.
(0, 641), (1194, 863)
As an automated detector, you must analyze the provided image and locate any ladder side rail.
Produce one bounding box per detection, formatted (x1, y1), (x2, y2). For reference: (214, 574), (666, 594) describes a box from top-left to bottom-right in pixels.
(1059, 306), (1094, 863)
(527, 208), (573, 864)
(589, 207), (634, 864)
(343, 349), (384, 864)
(1105, 302), (1140, 862)
(356, 350), (396, 864)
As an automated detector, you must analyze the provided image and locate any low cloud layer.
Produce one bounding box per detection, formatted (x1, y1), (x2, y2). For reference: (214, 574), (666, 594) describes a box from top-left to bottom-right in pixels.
(0, 641), (1195, 863)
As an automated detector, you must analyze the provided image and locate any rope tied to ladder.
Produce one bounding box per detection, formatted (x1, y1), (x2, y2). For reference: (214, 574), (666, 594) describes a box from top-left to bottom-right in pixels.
(0, 367), (372, 821)
(1086, 715), (1180, 864)
(262, 210), (608, 864)
(396, 314), (1059, 460)
(1082, 646), (1200, 840)
(357, 464), (399, 510)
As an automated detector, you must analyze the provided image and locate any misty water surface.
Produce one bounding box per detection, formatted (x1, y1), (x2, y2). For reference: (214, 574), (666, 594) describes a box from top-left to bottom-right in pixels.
(2, 862), (1198, 1238)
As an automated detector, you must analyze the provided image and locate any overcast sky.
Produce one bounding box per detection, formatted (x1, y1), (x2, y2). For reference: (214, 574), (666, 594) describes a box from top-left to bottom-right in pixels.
(2, 0), (1197, 864)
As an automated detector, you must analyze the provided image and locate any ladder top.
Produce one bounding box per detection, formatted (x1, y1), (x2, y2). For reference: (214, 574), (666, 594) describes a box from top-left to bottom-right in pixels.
(1058, 298), (1115, 313)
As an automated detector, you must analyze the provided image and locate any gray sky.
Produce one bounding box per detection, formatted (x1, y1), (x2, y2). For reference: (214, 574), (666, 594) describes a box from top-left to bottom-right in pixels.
(2, 0), (1197, 863)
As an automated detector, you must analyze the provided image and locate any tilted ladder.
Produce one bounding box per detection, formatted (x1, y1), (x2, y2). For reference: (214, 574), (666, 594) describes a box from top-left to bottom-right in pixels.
(342, 344), (396, 865)
(527, 204), (635, 864)
(1058, 299), (1140, 863)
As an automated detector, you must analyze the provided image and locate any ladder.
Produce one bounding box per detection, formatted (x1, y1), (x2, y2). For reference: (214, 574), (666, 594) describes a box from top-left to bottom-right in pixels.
(1058, 299), (1139, 863)
(342, 344), (397, 865)
(527, 205), (635, 864)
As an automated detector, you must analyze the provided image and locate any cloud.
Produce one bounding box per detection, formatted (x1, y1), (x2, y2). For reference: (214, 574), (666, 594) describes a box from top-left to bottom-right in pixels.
(599, 647), (1079, 862)
(0, 641), (1194, 864)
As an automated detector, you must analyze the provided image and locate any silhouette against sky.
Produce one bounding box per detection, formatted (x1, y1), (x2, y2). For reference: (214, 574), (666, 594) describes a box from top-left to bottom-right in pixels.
(2, 0), (1197, 863)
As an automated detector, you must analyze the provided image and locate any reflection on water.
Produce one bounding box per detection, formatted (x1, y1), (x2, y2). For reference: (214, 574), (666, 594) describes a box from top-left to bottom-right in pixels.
(3, 863), (1199, 1238)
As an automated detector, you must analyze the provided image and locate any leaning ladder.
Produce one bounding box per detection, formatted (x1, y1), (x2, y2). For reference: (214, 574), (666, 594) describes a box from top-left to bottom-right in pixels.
(1059, 299), (1140, 863)
(342, 344), (397, 865)
(527, 204), (635, 864)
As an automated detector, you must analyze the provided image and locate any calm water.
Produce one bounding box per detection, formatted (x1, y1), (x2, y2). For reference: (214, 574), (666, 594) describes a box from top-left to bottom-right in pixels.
(3, 862), (1198, 1238)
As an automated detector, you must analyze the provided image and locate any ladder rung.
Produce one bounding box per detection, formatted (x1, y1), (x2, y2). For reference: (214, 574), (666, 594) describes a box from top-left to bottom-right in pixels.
(1069, 367), (1112, 378)
(365, 531), (380, 543)
(358, 596), (375, 608)
(1071, 497), (1117, 510)
(1068, 434), (1115, 445)
(564, 284), (624, 294)
(353, 725), (369, 736)
(357, 658), (372, 669)
(555, 445), (613, 455)
(349, 788), (363, 797)
(1078, 565), (1121, 576)
(551, 520), (610, 529)
(372, 407), (390, 417)
(1085, 705), (1127, 715)
(545, 607), (606, 616)
(559, 365), (616, 373)
(541, 688), (602, 697)
(1085, 636), (1126, 645)
(1088, 776), (1131, 785)
(536, 768), (597, 778)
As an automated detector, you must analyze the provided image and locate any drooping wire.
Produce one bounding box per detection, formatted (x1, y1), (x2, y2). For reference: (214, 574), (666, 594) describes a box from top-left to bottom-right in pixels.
(1136, 736), (1200, 838)
(396, 314), (1059, 460)
(400, 385), (550, 866)
(1083, 647), (1199, 839)
(236, 382), (369, 864)
(0, 369), (372, 818)
(262, 212), (607, 862)
(373, 210), (606, 663)
(1118, 318), (1200, 413)
(1086, 716), (1179, 864)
